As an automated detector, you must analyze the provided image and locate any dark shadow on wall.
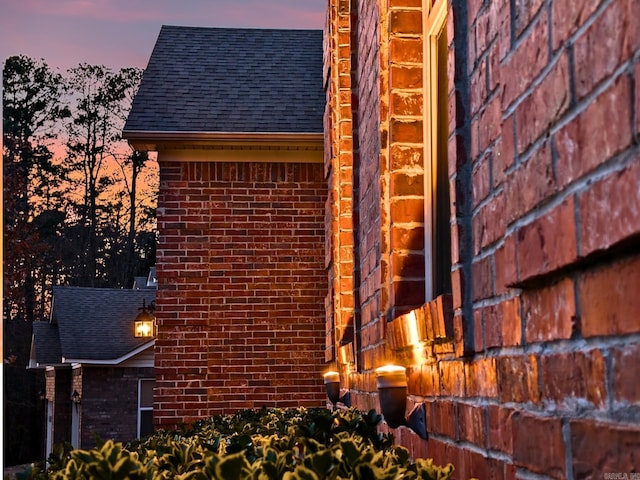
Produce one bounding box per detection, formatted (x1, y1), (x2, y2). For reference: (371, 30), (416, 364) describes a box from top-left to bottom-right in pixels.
(3, 318), (45, 466)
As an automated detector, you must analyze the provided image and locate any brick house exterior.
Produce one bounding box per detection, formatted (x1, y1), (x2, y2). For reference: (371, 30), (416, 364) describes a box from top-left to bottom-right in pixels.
(122, 8), (640, 476)
(42, 364), (154, 451)
(124, 27), (328, 428)
(324, 0), (640, 478)
(30, 286), (156, 453)
(72, 365), (154, 448)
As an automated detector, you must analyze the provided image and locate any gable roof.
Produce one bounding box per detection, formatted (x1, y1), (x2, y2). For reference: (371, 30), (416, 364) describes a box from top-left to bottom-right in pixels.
(123, 26), (324, 137)
(50, 286), (156, 362)
(30, 322), (63, 367)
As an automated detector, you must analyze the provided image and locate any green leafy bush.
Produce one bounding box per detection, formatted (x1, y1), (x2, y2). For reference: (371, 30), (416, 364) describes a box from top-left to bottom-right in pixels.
(18, 407), (454, 479)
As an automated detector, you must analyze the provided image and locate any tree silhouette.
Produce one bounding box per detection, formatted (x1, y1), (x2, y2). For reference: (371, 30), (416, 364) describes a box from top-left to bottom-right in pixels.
(3, 58), (156, 321)
(3, 55), (66, 324)
(2, 55), (158, 466)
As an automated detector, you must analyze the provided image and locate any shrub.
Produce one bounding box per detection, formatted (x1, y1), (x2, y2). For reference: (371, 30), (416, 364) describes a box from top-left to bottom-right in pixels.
(18, 407), (454, 479)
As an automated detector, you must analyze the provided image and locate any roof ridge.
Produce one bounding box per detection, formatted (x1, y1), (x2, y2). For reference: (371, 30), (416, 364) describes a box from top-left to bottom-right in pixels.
(160, 24), (322, 32)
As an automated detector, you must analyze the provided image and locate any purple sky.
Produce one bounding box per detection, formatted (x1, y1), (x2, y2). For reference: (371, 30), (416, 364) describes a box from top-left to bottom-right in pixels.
(1, 0), (327, 71)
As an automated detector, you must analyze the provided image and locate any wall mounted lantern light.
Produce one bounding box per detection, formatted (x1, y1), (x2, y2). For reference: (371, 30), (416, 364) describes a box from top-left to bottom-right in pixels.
(71, 390), (81, 404)
(375, 365), (427, 439)
(323, 371), (351, 409)
(134, 299), (156, 338)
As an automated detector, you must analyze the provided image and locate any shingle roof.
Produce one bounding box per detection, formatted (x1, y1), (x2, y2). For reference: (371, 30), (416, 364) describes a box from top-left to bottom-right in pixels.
(51, 286), (156, 361)
(123, 26), (324, 134)
(32, 322), (62, 365)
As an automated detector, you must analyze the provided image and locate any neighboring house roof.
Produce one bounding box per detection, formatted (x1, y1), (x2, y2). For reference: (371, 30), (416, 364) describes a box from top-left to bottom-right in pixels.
(30, 322), (63, 367)
(133, 267), (158, 289)
(132, 276), (150, 289)
(47, 286), (156, 363)
(147, 267), (158, 288)
(123, 26), (324, 136)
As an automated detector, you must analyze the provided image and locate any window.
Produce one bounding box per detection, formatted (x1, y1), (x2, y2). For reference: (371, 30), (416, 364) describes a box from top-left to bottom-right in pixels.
(138, 379), (154, 438)
(423, 0), (452, 300)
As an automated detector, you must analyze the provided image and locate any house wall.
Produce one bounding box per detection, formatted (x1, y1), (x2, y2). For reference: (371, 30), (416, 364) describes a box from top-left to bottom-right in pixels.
(326, 0), (640, 478)
(79, 366), (154, 448)
(155, 159), (327, 428)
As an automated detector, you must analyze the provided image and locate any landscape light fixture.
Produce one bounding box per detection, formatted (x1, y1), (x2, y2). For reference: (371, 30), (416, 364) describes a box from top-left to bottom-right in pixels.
(375, 365), (427, 439)
(134, 299), (156, 338)
(322, 371), (351, 409)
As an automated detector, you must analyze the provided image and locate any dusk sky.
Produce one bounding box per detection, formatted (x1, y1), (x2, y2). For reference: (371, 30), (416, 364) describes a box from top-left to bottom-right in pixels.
(1, 0), (327, 71)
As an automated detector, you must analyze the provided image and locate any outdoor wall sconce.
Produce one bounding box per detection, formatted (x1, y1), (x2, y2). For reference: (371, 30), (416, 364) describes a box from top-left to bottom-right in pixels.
(134, 299), (156, 338)
(322, 371), (351, 409)
(71, 390), (81, 404)
(375, 365), (427, 439)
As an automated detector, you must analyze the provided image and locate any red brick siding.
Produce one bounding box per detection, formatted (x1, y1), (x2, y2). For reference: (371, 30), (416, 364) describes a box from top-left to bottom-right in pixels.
(79, 366), (153, 448)
(353, 0), (386, 376)
(155, 160), (327, 427)
(387, 0), (427, 318)
(326, 0), (640, 477)
(324, 0), (356, 369)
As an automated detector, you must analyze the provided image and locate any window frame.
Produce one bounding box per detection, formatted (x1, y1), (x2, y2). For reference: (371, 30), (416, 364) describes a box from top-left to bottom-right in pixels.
(137, 378), (155, 439)
(423, 0), (450, 301)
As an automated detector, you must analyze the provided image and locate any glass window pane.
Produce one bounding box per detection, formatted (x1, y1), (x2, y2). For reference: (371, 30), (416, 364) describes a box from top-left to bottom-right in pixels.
(140, 380), (154, 407)
(140, 410), (153, 438)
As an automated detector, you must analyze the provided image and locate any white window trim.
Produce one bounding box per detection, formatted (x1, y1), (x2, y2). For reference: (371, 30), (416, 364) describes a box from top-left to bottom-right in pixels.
(423, 0), (448, 301)
(137, 378), (154, 438)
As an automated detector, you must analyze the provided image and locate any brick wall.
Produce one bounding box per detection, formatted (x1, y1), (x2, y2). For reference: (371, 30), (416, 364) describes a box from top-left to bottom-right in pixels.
(155, 160), (327, 428)
(326, 0), (640, 477)
(324, 0), (357, 367)
(80, 366), (153, 448)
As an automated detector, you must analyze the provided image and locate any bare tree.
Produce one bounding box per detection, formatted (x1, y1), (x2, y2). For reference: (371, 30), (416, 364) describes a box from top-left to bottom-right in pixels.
(63, 64), (146, 286)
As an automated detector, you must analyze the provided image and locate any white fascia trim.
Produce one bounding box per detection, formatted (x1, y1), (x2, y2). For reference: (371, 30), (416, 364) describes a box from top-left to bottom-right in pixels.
(29, 362), (67, 370)
(63, 340), (155, 366)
